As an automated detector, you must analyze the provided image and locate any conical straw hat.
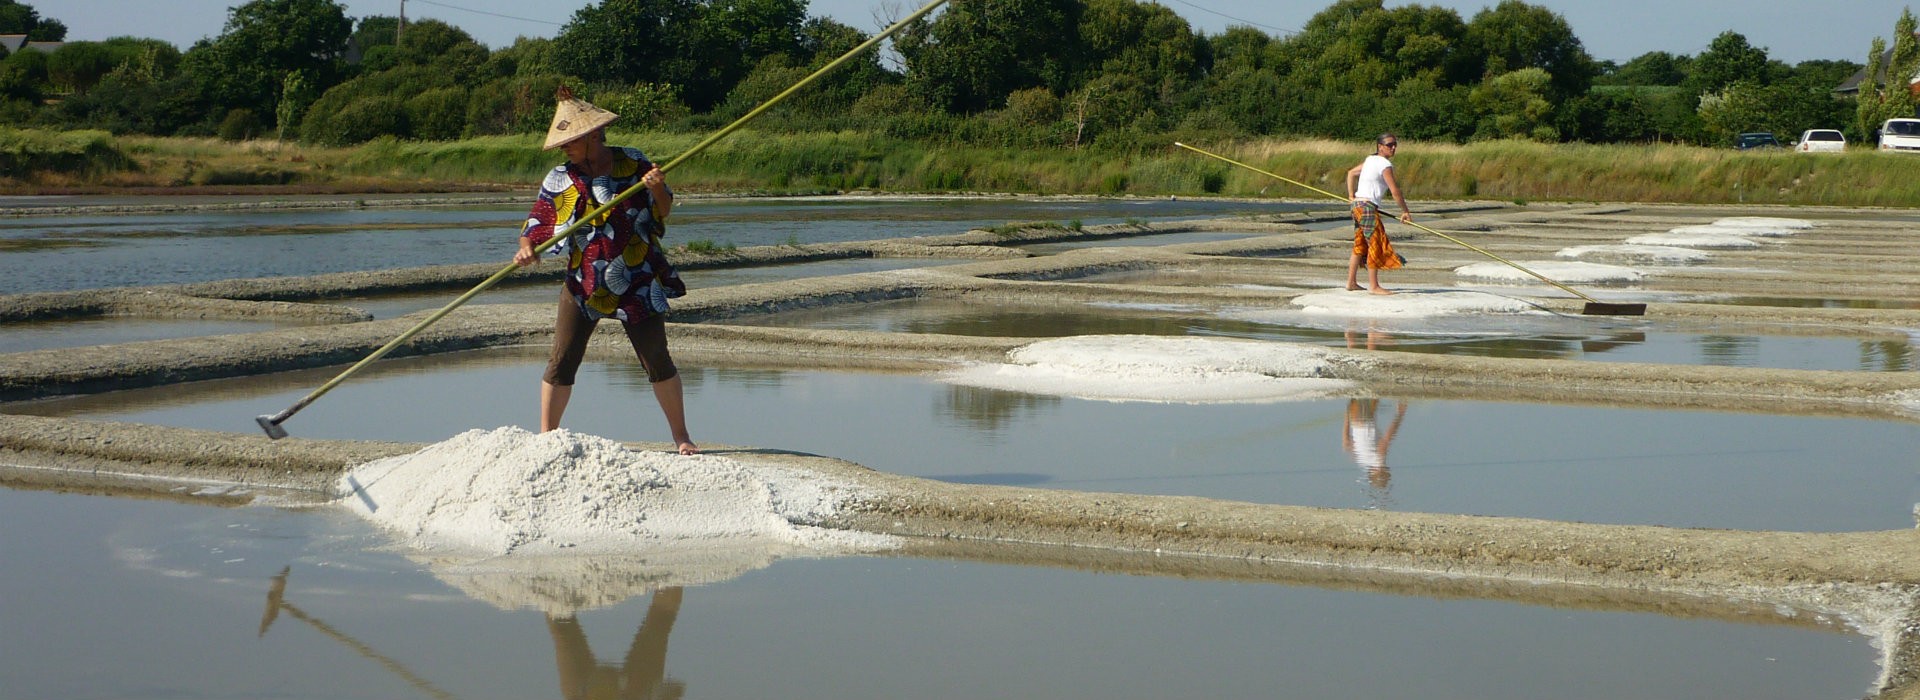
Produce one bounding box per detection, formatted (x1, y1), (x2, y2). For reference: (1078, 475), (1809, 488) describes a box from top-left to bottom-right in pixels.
(543, 86), (619, 150)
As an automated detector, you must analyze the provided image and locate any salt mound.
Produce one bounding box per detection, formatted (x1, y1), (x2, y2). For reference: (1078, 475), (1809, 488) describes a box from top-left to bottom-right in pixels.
(1556, 244), (1710, 265)
(1667, 223), (1797, 238)
(940, 335), (1353, 403)
(1622, 232), (1762, 249)
(1454, 261), (1644, 284)
(336, 427), (894, 557)
(1288, 289), (1542, 316)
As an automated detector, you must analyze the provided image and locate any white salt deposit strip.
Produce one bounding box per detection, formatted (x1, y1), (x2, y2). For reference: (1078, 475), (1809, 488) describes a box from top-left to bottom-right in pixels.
(1453, 261), (1644, 284)
(1714, 216), (1815, 230)
(336, 427), (896, 558)
(1622, 232), (1762, 249)
(1667, 223), (1797, 238)
(1556, 244), (1710, 265)
(1286, 289), (1545, 317)
(939, 335), (1354, 403)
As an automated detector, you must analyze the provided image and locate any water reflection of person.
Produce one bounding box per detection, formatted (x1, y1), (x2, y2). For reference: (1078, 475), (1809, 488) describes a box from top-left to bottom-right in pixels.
(1343, 399), (1408, 507)
(1343, 322), (1392, 351)
(547, 587), (687, 700)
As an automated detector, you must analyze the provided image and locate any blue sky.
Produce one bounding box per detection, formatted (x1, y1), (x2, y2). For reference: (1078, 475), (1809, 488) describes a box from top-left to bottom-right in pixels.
(43, 0), (1919, 64)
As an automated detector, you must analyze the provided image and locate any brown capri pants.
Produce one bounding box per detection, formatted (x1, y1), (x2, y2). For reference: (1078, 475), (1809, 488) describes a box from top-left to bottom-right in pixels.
(543, 292), (678, 386)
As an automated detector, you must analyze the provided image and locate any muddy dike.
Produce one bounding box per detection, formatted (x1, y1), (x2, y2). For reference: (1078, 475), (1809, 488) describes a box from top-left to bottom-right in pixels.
(8, 201), (1920, 696)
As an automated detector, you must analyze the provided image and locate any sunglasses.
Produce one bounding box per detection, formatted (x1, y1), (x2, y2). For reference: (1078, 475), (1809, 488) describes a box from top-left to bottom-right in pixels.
(1381, 142), (1399, 148)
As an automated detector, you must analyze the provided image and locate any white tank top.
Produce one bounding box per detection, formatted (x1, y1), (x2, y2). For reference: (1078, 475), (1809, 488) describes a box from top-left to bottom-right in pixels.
(1354, 155), (1393, 205)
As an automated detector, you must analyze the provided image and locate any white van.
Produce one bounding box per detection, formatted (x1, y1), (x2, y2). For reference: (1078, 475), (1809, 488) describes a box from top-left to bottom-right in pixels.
(1879, 118), (1920, 153)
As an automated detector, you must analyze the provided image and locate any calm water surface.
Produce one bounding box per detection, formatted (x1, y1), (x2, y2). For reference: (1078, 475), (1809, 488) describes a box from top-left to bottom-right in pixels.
(12, 355), (1916, 532)
(0, 197), (1312, 295)
(0, 486), (1876, 700)
(728, 297), (1920, 371)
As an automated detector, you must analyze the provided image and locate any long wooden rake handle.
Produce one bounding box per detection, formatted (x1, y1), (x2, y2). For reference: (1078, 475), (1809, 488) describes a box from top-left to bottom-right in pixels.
(258, 0), (953, 439)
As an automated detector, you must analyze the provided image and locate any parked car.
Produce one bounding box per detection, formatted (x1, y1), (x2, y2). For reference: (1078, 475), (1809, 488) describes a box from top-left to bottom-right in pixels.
(1735, 132), (1781, 150)
(1795, 129), (1846, 153)
(1879, 118), (1920, 153)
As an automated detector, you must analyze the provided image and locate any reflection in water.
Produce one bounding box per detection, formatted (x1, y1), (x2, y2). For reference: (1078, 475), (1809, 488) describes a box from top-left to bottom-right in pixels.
(1697, 335), (1758, 367)
(260, 567), (460, 700)
(1343, 320), (1392, 351)
(938, 384), (1061, 432)
(1343, 399), (1409, 510)
(549, 588), (685, 700)
(1862, 339), (1916, 372)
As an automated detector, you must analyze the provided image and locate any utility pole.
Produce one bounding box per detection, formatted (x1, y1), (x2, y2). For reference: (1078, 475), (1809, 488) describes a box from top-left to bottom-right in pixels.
(397, 0), (406, 44)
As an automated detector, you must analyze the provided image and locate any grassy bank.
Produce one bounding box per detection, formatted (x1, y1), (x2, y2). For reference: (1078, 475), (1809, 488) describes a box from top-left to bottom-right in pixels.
(6, 126), (1920, 208)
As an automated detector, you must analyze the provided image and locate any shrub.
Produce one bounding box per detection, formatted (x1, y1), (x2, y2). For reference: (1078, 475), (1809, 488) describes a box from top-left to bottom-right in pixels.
(406, 86), (469, 141)
(216, 108), (262, 141)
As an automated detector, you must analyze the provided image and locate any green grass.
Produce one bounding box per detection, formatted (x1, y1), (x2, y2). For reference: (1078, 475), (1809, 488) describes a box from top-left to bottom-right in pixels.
(13, 128), (1920, 208)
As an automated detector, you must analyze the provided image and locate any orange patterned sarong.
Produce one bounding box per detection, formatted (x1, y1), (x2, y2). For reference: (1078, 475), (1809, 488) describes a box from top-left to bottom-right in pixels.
(1350, 201), (1402, 270)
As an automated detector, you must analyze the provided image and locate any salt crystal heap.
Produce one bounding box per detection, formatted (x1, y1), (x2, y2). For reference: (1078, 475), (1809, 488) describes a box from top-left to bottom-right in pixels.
(336, 427), (893, 558)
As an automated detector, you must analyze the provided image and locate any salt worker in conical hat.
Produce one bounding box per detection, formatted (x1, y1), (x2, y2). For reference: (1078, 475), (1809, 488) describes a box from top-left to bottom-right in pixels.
(512, 86), (697, 455)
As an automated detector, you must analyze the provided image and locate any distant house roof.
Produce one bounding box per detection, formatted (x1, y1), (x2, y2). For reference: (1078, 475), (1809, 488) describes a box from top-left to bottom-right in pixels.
(0, 34), (26, 55)
(1836, 34), (1920, 95)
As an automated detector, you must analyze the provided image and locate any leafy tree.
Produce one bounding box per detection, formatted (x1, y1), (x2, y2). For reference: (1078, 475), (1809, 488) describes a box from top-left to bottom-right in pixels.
(1686, 31), (1771, 96)
(485, 37), (560, 79)
(895, 0), (1082, 113)
(554, 0), (805, 112)
(793, 17), (893, 113)
(464, 73), (569, 137)
(594, 81), (690, 127)
(1600, 51), (1689, 87)
(1856, 9), (1920, 139)
(404, 86), (467, 140)
(350, 15), (399, 56)
(0, 1), (64, 41)
(45, 42), (114, 94)
(1275, 0), (1473, 94)
(0, 46), (46, 105)
(394, 18), (489, 83)
(1461, 0), (1596, 100)
(1204, 26), (1275, 75)
(1469, 67), (1558, 140)
(179, 0), (352, 129)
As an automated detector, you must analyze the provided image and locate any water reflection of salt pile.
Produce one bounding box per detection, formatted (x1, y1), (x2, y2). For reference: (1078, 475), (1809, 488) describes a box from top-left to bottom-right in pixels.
(940, 335), (1354, 403)
(337, 427), (896, 613)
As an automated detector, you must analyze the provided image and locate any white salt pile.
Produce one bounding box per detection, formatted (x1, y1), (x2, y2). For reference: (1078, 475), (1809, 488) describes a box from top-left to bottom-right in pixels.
(940, 335), (1353, 403)
(1555, 244), (1710, 265)
(1286, 289), (1544, 317)
(1623, 231), (1762, 249)
(1454, 261), (1644, 284)
(336, 427), (895, 558)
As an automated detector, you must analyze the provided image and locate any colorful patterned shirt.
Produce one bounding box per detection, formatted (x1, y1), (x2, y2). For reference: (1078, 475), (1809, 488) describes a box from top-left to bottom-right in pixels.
(520, 146), (686, 323)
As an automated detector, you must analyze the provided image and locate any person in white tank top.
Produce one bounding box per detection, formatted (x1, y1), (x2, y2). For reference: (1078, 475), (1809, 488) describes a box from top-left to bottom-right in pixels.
(1344, 133), (1413, 294)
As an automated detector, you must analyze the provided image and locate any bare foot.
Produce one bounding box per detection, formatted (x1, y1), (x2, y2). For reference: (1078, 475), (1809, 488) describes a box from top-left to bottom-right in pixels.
(1369, 287), (1394, 295)
(1347, 284), (1364, 291)
(676, 440), (700, 455)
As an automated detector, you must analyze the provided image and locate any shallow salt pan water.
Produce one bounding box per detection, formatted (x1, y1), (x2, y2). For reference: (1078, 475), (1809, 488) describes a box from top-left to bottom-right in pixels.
(0, 486), (1873, 700)
(0, 198), (1310, 295)
(729, 297), (1918, 371)
(12, 354), (1917, 532)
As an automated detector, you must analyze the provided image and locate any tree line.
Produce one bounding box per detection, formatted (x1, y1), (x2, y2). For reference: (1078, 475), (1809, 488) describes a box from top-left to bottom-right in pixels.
(1, 0), (1914, 151)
